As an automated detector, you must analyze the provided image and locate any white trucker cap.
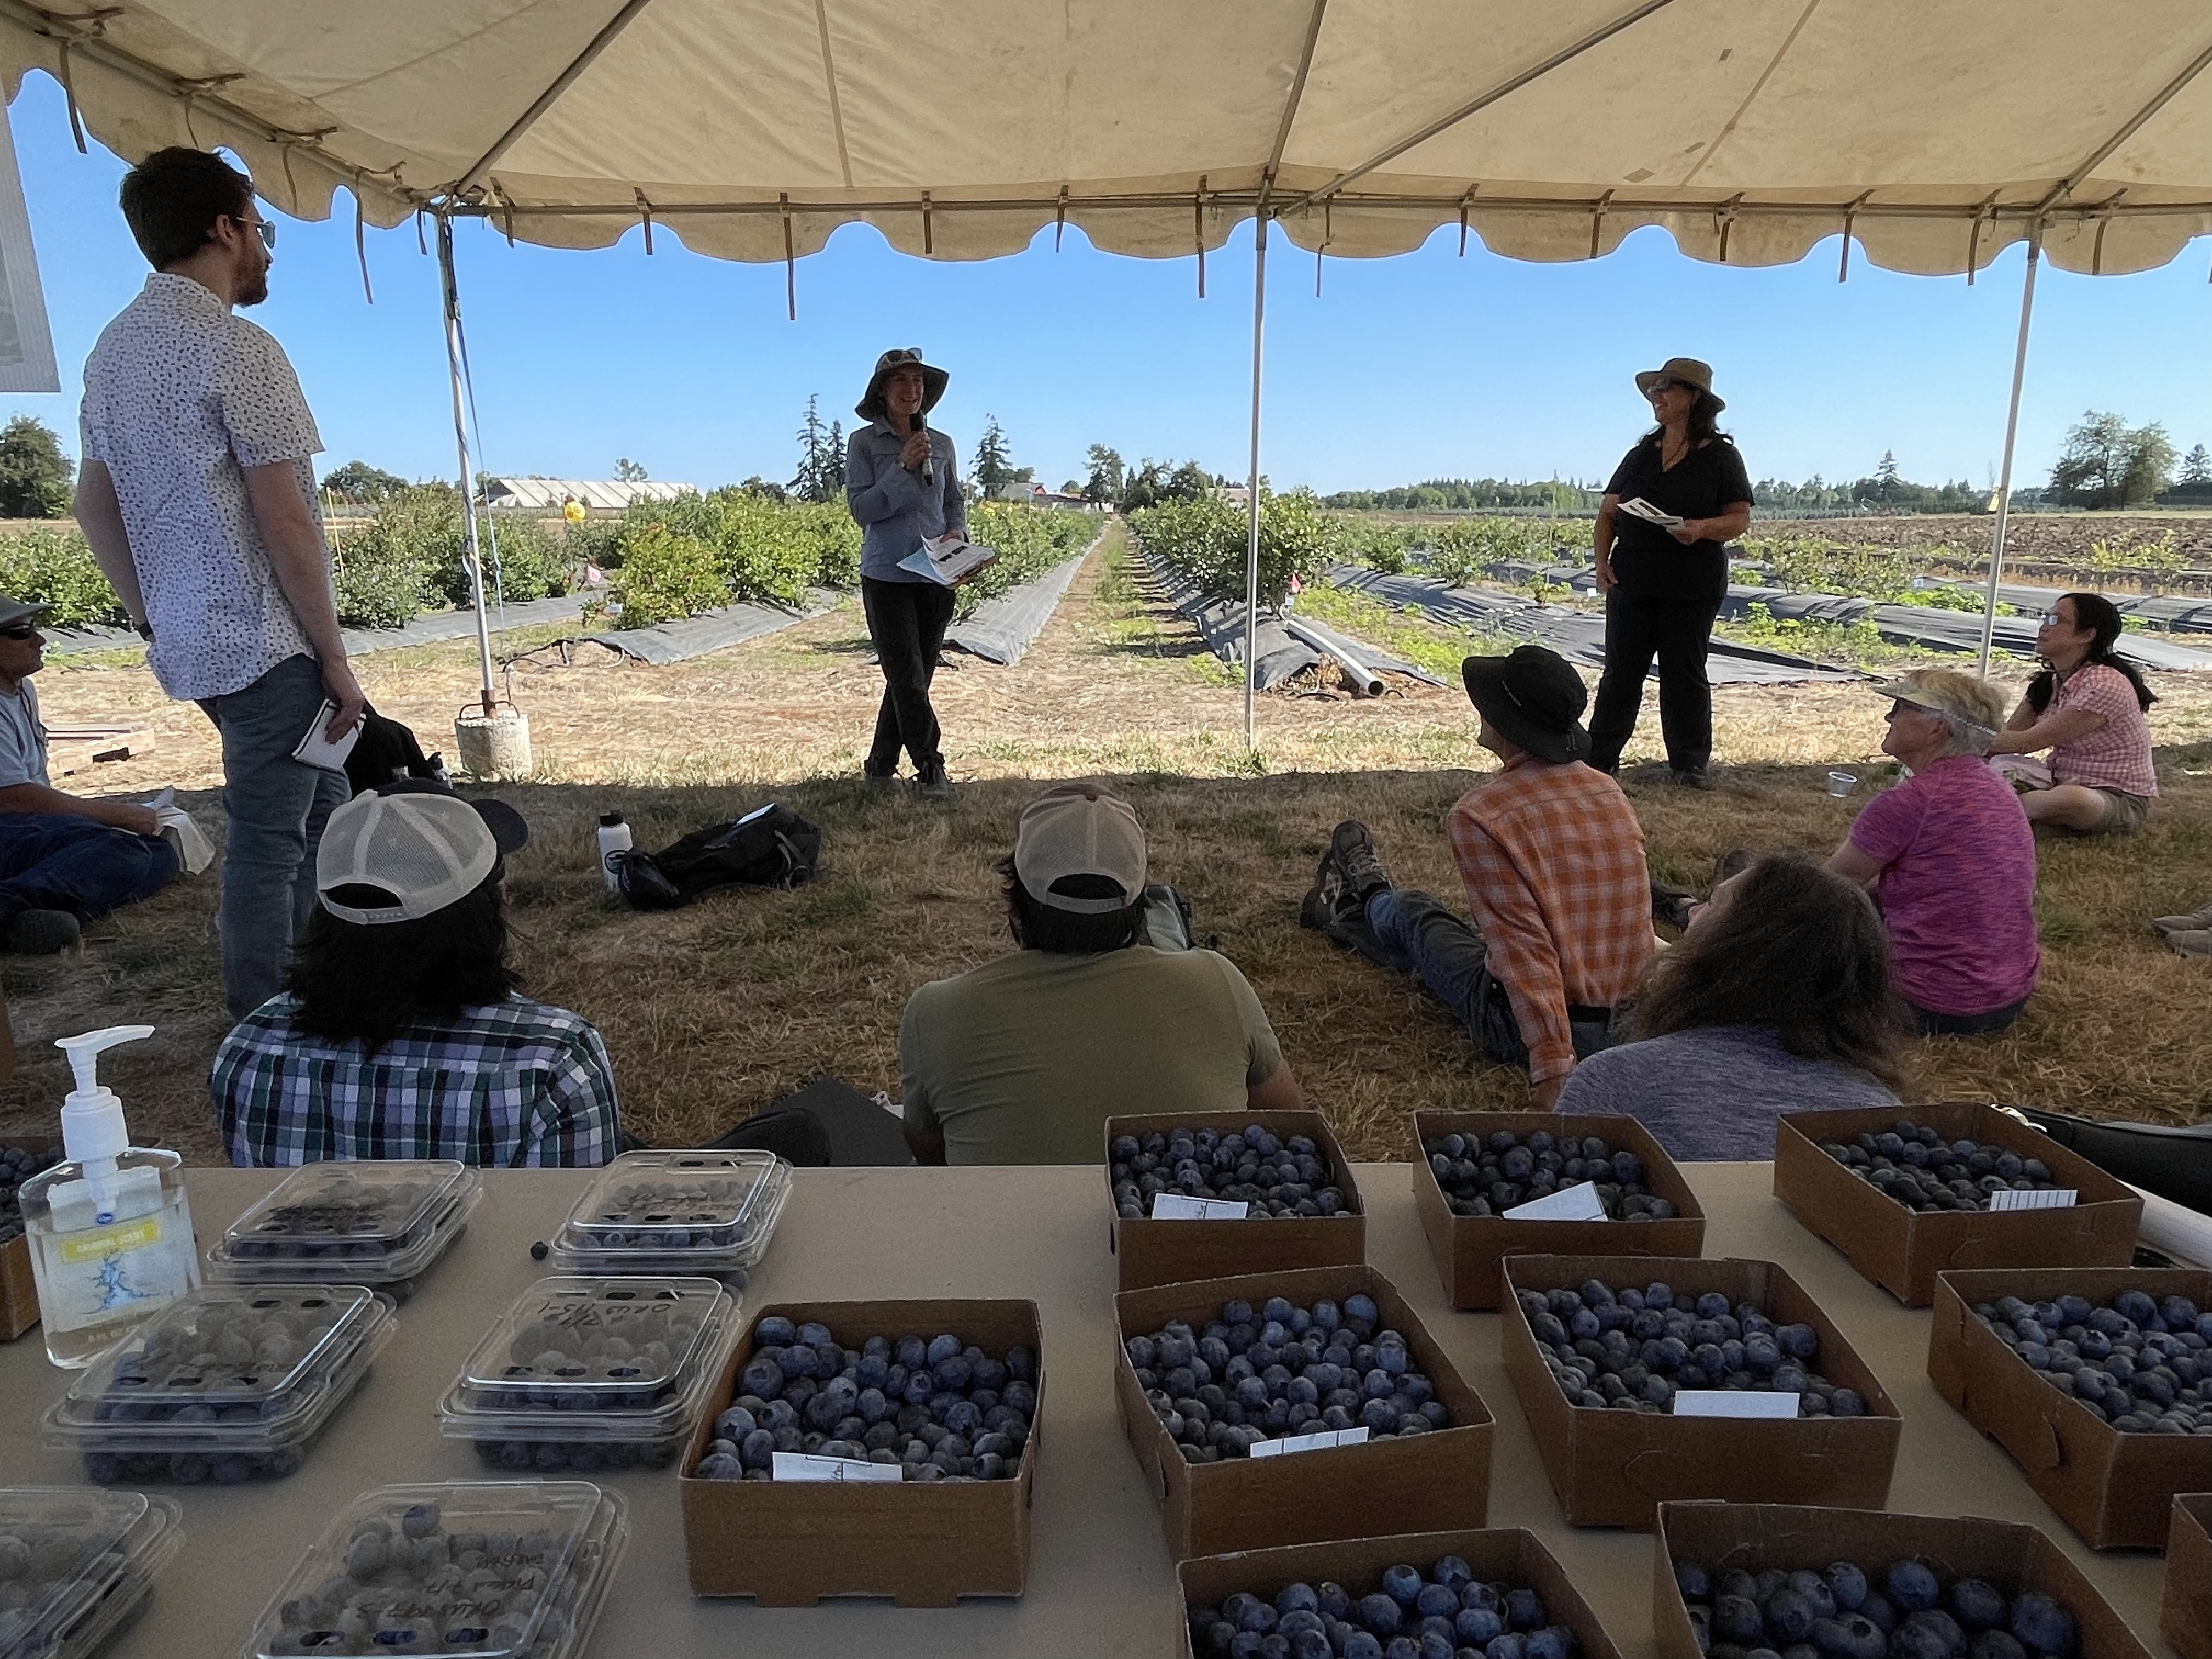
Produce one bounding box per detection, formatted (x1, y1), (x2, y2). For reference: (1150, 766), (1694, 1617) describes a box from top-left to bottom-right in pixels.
(1012, 786), (1147, 914)
(315, 785), (527, 925)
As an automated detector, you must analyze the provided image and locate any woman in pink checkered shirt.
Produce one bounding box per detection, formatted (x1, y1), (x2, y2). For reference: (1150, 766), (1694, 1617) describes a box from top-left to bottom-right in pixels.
(1987, 592), (2158, 837)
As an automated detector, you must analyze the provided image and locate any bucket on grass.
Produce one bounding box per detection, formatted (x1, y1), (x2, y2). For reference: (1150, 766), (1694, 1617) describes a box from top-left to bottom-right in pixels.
(1826, 770), (1858, 797)
(454, 702), (532, 780)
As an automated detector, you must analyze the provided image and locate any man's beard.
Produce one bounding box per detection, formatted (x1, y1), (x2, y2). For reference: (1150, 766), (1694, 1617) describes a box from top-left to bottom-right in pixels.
(236, 265), (269, 306)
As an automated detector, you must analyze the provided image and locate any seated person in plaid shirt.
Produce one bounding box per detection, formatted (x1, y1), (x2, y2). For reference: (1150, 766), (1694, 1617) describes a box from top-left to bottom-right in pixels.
(1302, 644), (1656, 1107)
(212, 780), (619, 1166)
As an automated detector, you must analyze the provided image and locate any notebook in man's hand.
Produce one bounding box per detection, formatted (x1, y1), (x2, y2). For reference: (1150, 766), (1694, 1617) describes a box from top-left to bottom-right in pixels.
(898, 532), (998, 586)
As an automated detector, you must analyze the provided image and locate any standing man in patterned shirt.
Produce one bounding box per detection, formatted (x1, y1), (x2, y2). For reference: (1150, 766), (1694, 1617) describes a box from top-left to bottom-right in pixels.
(1300, 644), (1656, 1106)
(72, 147), (363, 1018)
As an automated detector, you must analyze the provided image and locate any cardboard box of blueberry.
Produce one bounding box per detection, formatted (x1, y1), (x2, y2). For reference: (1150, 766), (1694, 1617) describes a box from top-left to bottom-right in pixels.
(0, 1486), (184, 1659)
(0, 1143), (62, 1340)
(1106, 1114), (1367, 1293)
(1773, 1105), (2139, 1307)
(240, 1481), (627, 1659)
(1410, 1114), (1707, 1310)
(690, 1314), (1036, 1483)
(678, 1298), (1044, 1603)
(1176, 1530), (1620, 1659)
(1500, 1257), (1899, 1527)
(43, 1284), (396, 1485)
(1928, 1267), (2212, 1549)
(207, 1160), (481, 1302)
(438, 1276), (735, 1472)
(1654, 1503), (2151, 1659)
(1115, 1266), (1493, 1560)
(2164, 1493), (2212, 1659)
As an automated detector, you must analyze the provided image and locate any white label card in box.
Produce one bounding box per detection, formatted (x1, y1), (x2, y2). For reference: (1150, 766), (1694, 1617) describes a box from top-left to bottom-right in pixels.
(1502, 1181), (1607, 1222)
(1988, 1187), (2076, 1212)
(1249, 1426), (1370, 1458)
(772, 1452), (902, 1483)
(1673, 1390), (1801, 1419)
(1149, 1192), (1250, 1221)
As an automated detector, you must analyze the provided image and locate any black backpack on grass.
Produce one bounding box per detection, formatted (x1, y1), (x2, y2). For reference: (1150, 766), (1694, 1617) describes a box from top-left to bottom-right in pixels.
(616, 804), (821, 910)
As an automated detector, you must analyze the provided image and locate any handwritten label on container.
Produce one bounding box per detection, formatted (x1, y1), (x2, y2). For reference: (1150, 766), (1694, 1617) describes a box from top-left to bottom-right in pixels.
(771, 1452), (903, 1483)
(1149, 1193), (1250, 1221)
(1672, 1390), (1802, 1419)
(1501, 1182), (1607, 1222)
(1249, 1426), (1371, 1458)
(1987, 1188), (2077, 1212)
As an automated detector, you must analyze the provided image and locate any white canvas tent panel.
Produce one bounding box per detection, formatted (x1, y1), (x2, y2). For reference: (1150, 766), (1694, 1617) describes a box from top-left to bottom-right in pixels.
(7, 0), (2212, 276)
(484, 478), (694, 510)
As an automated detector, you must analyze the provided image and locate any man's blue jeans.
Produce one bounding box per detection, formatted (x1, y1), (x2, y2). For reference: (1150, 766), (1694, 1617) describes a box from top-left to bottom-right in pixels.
(1362, 888), (1619, 1071)
(0, 814), (177, 918)
(196, 654), (349, 1018)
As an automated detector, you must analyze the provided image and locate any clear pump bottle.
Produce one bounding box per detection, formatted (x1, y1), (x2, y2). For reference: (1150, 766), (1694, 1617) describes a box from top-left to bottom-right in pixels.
(20, 1025), (201, 1367)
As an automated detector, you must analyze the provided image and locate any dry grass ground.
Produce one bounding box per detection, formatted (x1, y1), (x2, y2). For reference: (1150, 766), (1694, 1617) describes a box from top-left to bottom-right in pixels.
(5, 523), (2210, 1164)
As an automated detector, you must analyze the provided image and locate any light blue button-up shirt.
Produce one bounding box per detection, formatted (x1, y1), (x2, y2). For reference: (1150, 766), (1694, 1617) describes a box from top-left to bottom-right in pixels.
(845, 420), (966, 583)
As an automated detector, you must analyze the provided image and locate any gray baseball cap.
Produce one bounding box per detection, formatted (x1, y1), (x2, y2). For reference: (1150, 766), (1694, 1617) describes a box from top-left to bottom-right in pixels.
(0, 596), (52, 631)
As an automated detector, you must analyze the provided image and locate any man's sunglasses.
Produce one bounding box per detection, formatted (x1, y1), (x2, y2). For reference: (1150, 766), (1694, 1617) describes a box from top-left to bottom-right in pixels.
(0, 624), (40, 640)
(233, 213), (277, 251)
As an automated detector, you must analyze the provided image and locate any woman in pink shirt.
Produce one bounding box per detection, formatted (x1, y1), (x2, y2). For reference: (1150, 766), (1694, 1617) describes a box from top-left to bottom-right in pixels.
(1829, 669), (2039, 1036)
(1987, 592), (2158, 836)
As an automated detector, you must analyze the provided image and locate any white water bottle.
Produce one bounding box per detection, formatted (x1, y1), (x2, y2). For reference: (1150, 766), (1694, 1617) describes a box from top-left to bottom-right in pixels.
(596, 811), (631, 893)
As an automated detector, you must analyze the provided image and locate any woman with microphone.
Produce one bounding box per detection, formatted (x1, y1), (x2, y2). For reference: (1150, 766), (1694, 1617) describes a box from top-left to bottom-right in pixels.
(846, 348), (966, 801)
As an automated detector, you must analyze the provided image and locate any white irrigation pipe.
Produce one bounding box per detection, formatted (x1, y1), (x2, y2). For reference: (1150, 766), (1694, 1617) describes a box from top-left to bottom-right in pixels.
(1243, 213), (1269, 750)
(1977, 227), (2041, 678)
(1282, 618), (1385, 696)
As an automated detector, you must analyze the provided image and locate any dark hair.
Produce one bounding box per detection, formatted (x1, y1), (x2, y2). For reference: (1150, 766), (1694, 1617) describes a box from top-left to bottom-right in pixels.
(997, 854), (1143, 955)
(2025, 591), (2157, 714)
(1632, 853), (1905, 1090)
(285, 869), (521, 1054)
(120, 146), (255, 269)
(1644, 388), (1731, 449)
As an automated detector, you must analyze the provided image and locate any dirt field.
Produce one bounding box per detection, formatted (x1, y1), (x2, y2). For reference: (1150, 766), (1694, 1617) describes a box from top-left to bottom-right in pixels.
(6, 524), (2210, 1164)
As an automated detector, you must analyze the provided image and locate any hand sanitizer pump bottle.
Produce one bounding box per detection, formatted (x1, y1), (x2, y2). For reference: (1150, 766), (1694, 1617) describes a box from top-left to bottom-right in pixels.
(20, 1025), (201, 1367)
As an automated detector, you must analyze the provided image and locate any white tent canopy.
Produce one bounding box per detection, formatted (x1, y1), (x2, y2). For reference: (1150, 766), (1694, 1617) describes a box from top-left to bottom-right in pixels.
(8, 0), (2212, 277)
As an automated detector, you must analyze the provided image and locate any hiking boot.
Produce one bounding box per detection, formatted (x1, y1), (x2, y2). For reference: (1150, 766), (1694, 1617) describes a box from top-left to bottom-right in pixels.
(1329, 820), (1393, 904)
(1650, 878), (1696, 930)
(915, 761), (951, 802)
(3, 908), (78, 954)
(2153, 901), (2212, 936)
(2169, 929), (2212, 958)
(1299, 854), (1358, 931)
(1669, 765), (1713, 791)
(863, 762), (900, 789)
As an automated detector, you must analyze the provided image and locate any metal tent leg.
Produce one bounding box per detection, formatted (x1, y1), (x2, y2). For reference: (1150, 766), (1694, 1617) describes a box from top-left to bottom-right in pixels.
(436, 211), (499, 716)
(1978, 232), (2042, 677)
(1243, 214), (1270, 749)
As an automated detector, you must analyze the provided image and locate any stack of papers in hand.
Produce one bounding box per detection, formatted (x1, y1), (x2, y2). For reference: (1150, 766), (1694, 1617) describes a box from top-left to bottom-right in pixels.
(1617, 497), (1684, 528)
(899, 532), (998, 586)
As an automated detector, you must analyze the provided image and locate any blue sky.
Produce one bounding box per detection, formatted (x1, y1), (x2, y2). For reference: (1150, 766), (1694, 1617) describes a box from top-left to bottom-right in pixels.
(7, 71), (2210, 500)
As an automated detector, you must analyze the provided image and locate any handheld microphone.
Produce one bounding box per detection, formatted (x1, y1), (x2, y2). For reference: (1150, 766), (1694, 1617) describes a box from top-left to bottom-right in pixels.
(915, 409), (934, 485)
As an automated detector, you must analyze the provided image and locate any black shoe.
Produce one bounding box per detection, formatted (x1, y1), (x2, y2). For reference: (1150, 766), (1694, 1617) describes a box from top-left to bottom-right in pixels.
(1299, 853), (1357, 931)
(915, 761), (951, 802)
(1650, 878), (1696, 930)
(863, 762), (899, 788)
(3, 908), (79, 954)
(1329, 820), (1393, 904)
(1669, 766), (1713, 791)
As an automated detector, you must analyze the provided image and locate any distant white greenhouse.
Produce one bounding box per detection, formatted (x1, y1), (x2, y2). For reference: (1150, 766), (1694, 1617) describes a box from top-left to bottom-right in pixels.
(483, 478), (695, 511)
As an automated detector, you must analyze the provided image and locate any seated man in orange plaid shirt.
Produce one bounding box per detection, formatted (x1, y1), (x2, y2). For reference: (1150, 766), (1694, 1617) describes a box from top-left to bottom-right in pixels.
(1302, 644), (1656, 1107)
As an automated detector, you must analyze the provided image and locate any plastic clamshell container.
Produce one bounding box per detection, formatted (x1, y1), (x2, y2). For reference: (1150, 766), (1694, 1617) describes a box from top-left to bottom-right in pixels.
(206, 1160), (480, 1296)
(546, 1151), (790, 1277)
(0, 1486), (184, 1659)
(439, 1277), (736, 1471)
(239, 1480), (628, 1659)
(42, 1283), (396, 1485)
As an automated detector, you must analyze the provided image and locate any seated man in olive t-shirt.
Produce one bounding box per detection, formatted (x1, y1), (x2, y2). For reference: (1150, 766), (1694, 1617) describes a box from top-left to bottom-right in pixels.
(900, 785), (1301, 1164)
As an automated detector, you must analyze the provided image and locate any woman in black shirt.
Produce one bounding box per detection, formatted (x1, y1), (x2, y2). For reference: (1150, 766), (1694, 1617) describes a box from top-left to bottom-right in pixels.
(1588, 357), (1753, 787)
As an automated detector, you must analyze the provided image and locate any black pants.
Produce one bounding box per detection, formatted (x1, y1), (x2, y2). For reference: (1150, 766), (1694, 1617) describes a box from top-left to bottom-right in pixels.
(862, 576), (957, 774)
(1588, 585), (1719, 775)
(1910, 995), (2028, 1037)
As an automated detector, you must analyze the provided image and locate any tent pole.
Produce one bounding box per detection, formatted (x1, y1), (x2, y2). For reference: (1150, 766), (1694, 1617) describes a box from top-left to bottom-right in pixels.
(1977, 230), (2041, 676)
(1243, 212), (1269, 749)
(436, 211), (499, 716)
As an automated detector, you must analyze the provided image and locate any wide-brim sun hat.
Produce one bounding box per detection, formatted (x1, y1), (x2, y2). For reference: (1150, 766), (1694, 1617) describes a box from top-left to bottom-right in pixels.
(1634, 356), (1723, 413)
(0, 596), (52, 631)
(1461, 645), (1592, 765)
(856, 348), (949, 423)
(315, 780), (528, 925)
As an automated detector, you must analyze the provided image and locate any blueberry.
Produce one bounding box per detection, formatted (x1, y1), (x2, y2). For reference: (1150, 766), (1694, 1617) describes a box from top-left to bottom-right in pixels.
(1343, 1636), (1384, 1659)
(1884, 1561), (1940, 1614)
(1382, 1565), (1424, 1607)
(1824, 1563), (1867, 1613)
(1714, 1597), (1764, 1645)
(1504, 1588), (1544, 1632)
(1893, 1611), (1966, 1659)
(1948, 1581), (2004, 1632)
(1359, 1593), (1404, 1635)
(1487, 1635), (1527, 1659)
(2006, 1593), (2074, 1657)
(1763, 1588), (1818, 1642)
(1970, 1635), (2027, 1659)
(1677, 1562), (1712, 1602)
(1414, 1583), (1457, 1618)
(1810, 1616), (1885, 1659)
(1525, 1628), (1574, 1659)
(1458, 1607), (1505, 1645)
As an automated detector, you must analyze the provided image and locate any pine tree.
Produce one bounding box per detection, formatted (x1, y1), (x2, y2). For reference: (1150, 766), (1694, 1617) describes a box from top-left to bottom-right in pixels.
(2181, 443), (2211, 486)
(1876, 450), (1900, 492)
(973, 415), (1015, 499)
(791, 395), (839, 503)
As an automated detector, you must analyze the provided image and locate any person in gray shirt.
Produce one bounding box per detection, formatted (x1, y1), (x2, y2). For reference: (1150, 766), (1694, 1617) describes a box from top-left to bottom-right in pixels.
(0, 597), (177, 952)
(1556, 853), (1903, 1159)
